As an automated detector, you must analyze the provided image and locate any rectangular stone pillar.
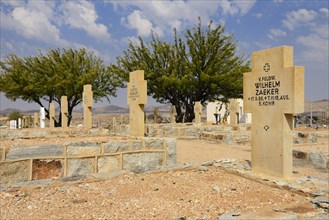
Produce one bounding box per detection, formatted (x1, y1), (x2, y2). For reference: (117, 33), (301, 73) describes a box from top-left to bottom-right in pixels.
(61, 96), (68, 128)
(229, 99), (239, 125)
(194, 101), (202, 124)
(243, 46), (304, 178)
(127, 70), (147, 136)
(34, 113), (39, 128)
(170, 106), (177, 123)
(83, 84), (93, 129)
(40, 107), (45, 128)
(49, 102), (55, 128)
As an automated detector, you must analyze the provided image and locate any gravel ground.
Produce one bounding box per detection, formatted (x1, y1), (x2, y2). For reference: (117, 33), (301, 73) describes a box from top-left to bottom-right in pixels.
(0, 129), (328, 219)
(0, 166), (321, 219)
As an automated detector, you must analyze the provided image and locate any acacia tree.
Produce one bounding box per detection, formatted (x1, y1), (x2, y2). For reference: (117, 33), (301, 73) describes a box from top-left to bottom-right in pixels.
(110, 19), (250, 122)
(0, 48), (123, 127)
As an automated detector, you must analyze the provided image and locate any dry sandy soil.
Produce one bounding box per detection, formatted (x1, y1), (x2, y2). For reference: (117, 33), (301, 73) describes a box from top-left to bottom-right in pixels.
(0, 129), (328, 219)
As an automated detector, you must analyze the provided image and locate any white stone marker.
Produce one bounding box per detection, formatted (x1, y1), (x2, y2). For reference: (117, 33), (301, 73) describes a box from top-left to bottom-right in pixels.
(61, 96), (68, 128)
(194, 101), (202, 124)
(243, 46), (304, 178)
(49, 102), (55, 128)
(83, 84), (93, 129)
(40, 107), (45, 128)
(127, 70), (147, 136)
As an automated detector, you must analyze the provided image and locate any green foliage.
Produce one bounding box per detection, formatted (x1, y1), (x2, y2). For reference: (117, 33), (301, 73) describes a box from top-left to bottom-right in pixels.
(8, 111), (23, 121)
(109, 18), (250, 122)
(0, 48), (123, 126)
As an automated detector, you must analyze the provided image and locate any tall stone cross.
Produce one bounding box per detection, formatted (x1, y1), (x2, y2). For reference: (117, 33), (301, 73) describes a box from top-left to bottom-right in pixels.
(127, 70), (147, 136)
(229, 99), (239, 125)
(49, 102), (55, 128)
(243, 46), (304, 178)
(83, 84), (93, 129)
(33, 112), (39, 128)
(61, 96), (68, 128)
(194, 101), (202, 124)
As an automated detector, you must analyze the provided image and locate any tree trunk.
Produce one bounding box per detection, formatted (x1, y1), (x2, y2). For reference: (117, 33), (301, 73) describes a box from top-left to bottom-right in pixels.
(184, 103), (195, 122)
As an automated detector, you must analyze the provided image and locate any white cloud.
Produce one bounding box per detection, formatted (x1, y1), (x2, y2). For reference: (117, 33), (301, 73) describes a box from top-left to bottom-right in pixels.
(122, 10), (163, 37)
(267, 28), (287, 40)
(112, 0), (256, 38)
(60, 1), (110, 41)
(319, 8), (329, 17)
(0, 1), (65, 46)
(283, 9), (317, 30)
(219, 0), (256, 16)
(297, 34), (328, 63)
(253, 13), (263, 19)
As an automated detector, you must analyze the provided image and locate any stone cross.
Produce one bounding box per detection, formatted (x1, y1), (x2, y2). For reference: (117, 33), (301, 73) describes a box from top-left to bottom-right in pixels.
(229, 99), (239, 125)
(243, 46), (304, 178)
(49, 102), (55, 128)
(61, 96), (68, 128)
(33, 112), (39, 128)
(83, 84), (93, 129)
(170, 106), (177, 123)
(40, 107), (45, 128)
(127, 70), (147, 136)
(194, 101), (202, 124)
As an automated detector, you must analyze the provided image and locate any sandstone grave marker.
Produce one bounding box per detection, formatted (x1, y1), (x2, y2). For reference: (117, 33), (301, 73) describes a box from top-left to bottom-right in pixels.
(61, 96), (68, 128)
(34, 112), (39, 128)
(243, 46), (304, 178)
(229, 99), (239, 125)
(83, 84), (93, 129)
(127, 70), (147, 136)
(49, 102), (55, 128)
(170, 106), (177, 123)
(194, 101), (202, 124)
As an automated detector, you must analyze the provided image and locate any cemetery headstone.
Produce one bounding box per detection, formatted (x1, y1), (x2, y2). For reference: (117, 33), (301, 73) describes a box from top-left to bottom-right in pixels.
(61, 96), (68, 128)
(49, 102), (55, 128)
(153, 108), (160, 123)
(243, 46), (304, 178)
(83, 84), (93, 129)
(40, 107), (45, 128)
(170, 106), (177, 123)
(194, 101), (202, 124)
(127, 70), (147, 136)
(34, 112), (39, 128)
(229, 99), (239, 125)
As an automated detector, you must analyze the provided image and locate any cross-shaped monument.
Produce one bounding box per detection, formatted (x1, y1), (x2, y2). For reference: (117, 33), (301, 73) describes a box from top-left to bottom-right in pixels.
(127, 70), (147, 136)
(170, 106), (177, 123)
(194, 101), (202, 124)
(61, 96), (68, 128)
(83, 84), (93, 129)
(243, 46), (304, 178)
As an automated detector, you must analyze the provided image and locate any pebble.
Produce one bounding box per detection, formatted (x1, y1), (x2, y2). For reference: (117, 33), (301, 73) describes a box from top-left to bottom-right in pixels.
(197, 166), (209, 172)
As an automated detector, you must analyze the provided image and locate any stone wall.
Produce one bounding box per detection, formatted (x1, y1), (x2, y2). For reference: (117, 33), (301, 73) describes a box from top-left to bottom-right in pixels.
(0, 137), (176, 184)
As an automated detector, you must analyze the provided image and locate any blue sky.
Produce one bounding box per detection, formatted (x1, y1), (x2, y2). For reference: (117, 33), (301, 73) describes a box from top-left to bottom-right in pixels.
(0, 0), (328, 111)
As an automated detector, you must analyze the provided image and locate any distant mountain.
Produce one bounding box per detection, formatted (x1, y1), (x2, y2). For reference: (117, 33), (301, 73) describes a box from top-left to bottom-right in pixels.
(304, 99), (328, 113)
(93, 105), (128, 114)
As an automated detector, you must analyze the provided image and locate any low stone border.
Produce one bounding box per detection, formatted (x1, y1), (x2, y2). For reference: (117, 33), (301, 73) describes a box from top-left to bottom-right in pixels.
(0, 137), (176, 184)
(293, 150), (329, 168)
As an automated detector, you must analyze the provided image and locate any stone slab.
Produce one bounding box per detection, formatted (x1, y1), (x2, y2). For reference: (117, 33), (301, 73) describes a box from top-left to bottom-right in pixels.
(0, 160), (30, 184)
(6, 145), (64, 160)
(67, 158), (94, 176)
(123, 152), (164, 172)
(97, 156), (120, 173)
(66, 142), (100, 156)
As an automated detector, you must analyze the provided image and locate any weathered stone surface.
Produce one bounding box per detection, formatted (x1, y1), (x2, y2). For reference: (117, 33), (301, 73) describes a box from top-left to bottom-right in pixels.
(308, 133), (317, 143)
(224, 135), (235, 145)
(308, 153), (327, 167)
(67, 158), (94, 176)
(30, 130), (48, 138)
(104, 141), (131, 153)
(0, 148), (3, 161)
(145, 138), (164, 150)
(66, 142), (100, 156)
(6, 145), (63, 160)
(292, 150), (307, 159)
(185, 128), (201, 137)
(166, 138), (177, 165)
(0, 160), (30, 184)
(132, 141), (143, 151)
(97, 156), (120, 173)
(123, 152), (164, 172)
